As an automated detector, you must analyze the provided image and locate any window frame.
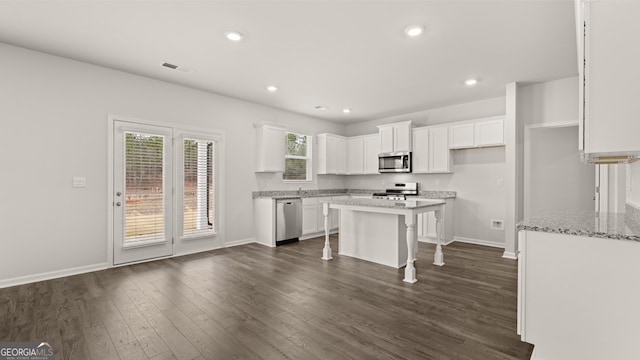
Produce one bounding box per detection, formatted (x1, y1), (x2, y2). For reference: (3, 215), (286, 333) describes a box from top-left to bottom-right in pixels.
(175, 130), (222, 241)
(283, 132), (313, 183)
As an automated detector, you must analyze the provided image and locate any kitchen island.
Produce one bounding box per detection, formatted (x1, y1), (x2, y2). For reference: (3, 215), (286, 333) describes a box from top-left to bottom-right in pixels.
(321, 198), (445, 283)
(517, 209), (640, 360)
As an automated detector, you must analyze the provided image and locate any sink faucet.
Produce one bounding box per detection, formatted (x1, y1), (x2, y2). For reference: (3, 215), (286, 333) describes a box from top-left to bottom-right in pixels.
(298, 186), (303, 194)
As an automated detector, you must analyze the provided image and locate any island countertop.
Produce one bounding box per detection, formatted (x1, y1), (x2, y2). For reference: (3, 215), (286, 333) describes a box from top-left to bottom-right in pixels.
(252, 189), (456, 200)
(322, 198), (445, 210)
(517, 210), (640, 242)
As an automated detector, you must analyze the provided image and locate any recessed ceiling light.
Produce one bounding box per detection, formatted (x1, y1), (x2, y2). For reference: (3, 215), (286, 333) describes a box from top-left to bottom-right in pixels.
(465, 78), (478, 86)
(266, 85), (278, 92)
(225, 31), (243, 42)
(404, 25), (425, 37)
(342, 108), (352, 114)
(315, 106), (327, 111)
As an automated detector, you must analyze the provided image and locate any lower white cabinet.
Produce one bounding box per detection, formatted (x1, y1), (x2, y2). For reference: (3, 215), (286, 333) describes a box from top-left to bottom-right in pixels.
(302, 197), (319, 235)
(302, 196), (345, 238)
(416, 198), (455, 244)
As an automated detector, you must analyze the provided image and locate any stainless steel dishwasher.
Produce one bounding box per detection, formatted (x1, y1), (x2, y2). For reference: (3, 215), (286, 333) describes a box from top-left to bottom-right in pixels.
(275, 198), (302, 245)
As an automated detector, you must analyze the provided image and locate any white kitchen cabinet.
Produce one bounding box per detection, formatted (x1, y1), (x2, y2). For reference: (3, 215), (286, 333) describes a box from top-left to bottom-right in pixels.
(448, 123), (475, 149)
(448, 117), (504, 149)
(317, 133), (347, 175)
(429, 126), (451, 173)
(302, 196), (342, 238)
(475, 119), (504, 147)
(412, 126), (451, 174)
(254, 124), (285, 172)
(302, 197), (319, 235)
(577, 0), (640, 161)
(347, 137), (364, 175)
(363, 134), (380, 174)
(416, 198), (455, 244)
(377, 121), (412, 153)
(412, 127), (429, 173)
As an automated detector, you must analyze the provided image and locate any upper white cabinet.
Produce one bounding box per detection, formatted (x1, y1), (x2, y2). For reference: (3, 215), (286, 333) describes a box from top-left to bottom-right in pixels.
(577, 0), (640, 161)
(363, 134), (380, 174)
(429, 126), (451, 173)
(377, 121), (412, 153)
(412, 127), (429, 173)
(475, 119), (504, 147)
(412, 125), (451, 173)
(254, 124), (285, 172)
(448, 117), (504, 149)
(449, 123), (475, 149)
(317, 134), (347, 175)
(347, 137), (365, 175)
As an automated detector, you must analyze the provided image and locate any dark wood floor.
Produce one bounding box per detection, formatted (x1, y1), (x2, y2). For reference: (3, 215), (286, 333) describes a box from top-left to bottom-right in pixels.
(0, 236), (533, 360)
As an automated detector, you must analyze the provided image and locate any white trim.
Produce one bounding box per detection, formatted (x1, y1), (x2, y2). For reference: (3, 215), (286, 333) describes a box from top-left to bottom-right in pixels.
(525, 120), (579, 130)
(0, 263), (108, 289)
(225, 237), (256, 248)
(454, 236), (505, 249)
(502, 251), (518, 260)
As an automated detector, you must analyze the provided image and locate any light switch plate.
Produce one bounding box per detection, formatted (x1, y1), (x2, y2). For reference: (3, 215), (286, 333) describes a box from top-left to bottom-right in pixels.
(497, 178), (504, 187)
(72, 177), (87, 188)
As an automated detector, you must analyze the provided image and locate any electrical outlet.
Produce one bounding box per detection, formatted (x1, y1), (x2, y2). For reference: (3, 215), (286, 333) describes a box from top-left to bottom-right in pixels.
(497, 178), (504, 187)
(491, 219), (504, 230)
(435, 178), (440, 186)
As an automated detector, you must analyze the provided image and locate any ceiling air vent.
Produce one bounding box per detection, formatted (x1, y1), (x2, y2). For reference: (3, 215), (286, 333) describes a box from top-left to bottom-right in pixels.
(161, 62), (193, 73)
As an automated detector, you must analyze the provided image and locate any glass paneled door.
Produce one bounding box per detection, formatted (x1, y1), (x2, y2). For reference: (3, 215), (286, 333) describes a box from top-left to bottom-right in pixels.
(113, 121), (173, 265)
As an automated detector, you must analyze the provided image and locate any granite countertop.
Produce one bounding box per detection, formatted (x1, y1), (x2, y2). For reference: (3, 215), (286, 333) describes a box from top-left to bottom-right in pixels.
(323, 198), (445, 210)
(253, 189), (456, 200)
(517, 210), (640, 242)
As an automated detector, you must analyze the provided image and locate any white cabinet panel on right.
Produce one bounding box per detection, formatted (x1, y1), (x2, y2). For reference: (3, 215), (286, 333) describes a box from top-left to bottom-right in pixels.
(448, 116), (504, 149)
(577, 0), (640, 161)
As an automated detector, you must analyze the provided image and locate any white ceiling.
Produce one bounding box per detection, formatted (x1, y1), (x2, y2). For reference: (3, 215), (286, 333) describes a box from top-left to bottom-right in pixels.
(0, 1), (577, 123)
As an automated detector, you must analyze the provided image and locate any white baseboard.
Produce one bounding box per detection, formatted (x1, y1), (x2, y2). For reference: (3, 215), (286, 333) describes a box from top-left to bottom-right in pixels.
(418, 236), (455, 246)
(225, 237), (256, 248)
(300, 230), (338, 241)
(0, 263), (109, 289)
(502, 251), (518, 260)
(454, 236), (505, 249)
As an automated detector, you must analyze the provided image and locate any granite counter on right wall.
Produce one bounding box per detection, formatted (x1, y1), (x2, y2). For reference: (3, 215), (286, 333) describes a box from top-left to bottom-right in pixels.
(515, 209), (640, 360)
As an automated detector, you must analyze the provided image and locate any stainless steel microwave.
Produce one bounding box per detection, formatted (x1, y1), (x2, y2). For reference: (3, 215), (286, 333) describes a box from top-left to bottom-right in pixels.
(378, 151), (412, 173)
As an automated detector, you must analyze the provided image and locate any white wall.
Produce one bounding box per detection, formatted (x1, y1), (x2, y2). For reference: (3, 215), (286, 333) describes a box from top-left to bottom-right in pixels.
(525, 126), (595, 218)
(518, 76), (579, 126)
(0, 43), (345, 283)
(345, 97), (508, 246)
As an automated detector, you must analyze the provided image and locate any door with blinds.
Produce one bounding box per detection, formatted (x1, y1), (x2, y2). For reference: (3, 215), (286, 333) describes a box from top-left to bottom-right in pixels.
(113, 121), (173, 265)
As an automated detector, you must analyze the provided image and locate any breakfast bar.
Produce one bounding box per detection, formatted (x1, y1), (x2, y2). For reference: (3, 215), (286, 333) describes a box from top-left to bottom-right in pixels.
(321, 198), (446, 283)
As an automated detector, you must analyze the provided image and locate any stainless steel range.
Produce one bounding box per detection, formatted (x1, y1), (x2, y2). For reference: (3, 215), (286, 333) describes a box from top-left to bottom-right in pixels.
(372, 182), (418, 200)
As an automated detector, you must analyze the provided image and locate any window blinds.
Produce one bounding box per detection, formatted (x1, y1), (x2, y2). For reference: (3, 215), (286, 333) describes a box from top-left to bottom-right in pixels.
(183, 138), (215, 236)
(124, 132), (166, 244)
